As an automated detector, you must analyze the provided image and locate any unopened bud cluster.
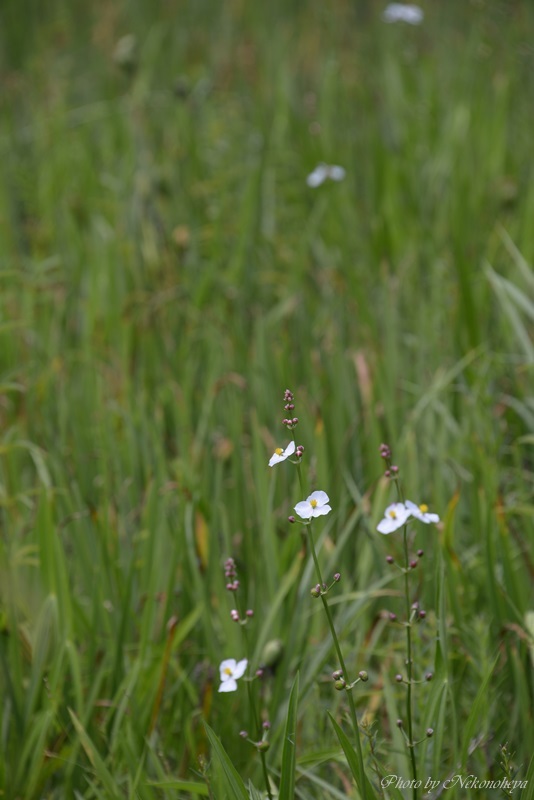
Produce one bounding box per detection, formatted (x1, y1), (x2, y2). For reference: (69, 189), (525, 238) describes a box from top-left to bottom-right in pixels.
(282, 389), (299, 430)
(379, 443), (399, 478)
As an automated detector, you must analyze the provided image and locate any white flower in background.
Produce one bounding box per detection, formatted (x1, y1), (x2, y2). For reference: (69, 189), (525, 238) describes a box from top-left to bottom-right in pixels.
(306, 163), (346, 188)
(383, 4), (424, 25)
(269, 440), (296, 467)
(405, 500), (440, 524)
(218, 658), (248, 693)
(377, 502), (411, 534)
(295, 490), (332, 519)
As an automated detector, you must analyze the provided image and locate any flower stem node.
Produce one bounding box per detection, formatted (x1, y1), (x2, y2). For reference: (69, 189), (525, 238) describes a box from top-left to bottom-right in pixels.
(256, 740), (270, 752)
(358, 670), (368, 682)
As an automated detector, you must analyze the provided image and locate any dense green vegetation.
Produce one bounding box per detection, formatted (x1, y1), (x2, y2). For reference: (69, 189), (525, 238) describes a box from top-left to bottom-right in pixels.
(0, 1), (533, 797)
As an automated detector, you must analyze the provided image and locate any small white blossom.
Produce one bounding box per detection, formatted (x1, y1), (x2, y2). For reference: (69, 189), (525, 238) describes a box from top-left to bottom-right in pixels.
(405, 500), (440, 524)
(306, 163), (346, 188)
(295, 490), (332, 520)
(218, 658), (248, 693)
(383, 3), (424, 25)
(377, 502), (411, 534)
(269, 440), (296, 467)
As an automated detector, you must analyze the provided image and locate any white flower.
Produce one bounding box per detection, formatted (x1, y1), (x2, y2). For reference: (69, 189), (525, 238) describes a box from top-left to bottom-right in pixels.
(306, 163), (346, 188)
(269, 440), (296, 467)
(377, 502), (411, 534)
(218, 658), (248, 693)
(382, 3), (424, 25)
(405, 500), (440, 524)
(295, 490), (332, 520)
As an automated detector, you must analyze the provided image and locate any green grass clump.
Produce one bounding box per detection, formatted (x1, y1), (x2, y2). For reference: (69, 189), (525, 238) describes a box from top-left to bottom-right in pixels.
(0, 0), (533, 797)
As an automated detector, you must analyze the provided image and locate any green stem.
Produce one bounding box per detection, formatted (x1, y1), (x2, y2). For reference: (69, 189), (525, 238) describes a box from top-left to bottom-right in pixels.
(243, 631), (273, 800)
(308, 528), (368, 800)
(403, 526), (418, 800)
(393, 475), (417, 800)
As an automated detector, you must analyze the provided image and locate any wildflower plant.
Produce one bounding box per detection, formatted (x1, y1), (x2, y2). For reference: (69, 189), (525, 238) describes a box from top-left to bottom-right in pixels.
(270, 389), (371, 799)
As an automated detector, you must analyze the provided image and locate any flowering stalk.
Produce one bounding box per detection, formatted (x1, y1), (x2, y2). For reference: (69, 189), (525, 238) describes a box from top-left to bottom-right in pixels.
(270, 390), (369, 799)
(294, 466), (369, 800)
(222, 559), (273, 800)
(377, 444), (440, 800)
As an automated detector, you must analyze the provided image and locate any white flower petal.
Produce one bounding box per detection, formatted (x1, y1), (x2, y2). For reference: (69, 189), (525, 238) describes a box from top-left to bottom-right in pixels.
(312, 504), (332, 517)
(307, 165), (328, 188)
(308, 490), (330, 506)
(231, 659), (248, 680)
(295, 501), (313, 519)
(405, 500), (418, 513)
(377, 503), (410, 533)
(268, 440), (296, 467)
(329, 165), (346, 181)
(219, 658), (237, 680)
(383, 3), (423, 24)
(218, 678), (238, 693)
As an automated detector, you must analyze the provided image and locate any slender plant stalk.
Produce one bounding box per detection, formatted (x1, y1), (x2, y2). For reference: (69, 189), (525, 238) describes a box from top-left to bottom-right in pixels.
(296, 464), (368, 800)
(394, 476), (417, 800)
(243, 629), (274, 800)
(402, 526), (418, 800)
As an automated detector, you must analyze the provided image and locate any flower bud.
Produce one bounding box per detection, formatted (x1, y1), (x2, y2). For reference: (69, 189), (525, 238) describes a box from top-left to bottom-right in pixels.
(426, 728), (434, 738)
(419, 610), (426, 619)
(334, 679), (346, 691)
(425, 672), (433, 681)
(310, 585), (321, 598)
(410, 559), (418, 569)
(396, 718), (403, 728)
(246, 609), (254, 617)
(333, 572), (341, 582)
(288, 515), (296, 524)
(417, 549), (424, 557)
(262, 720), (271, 730)
(386, 555), (394, 564)
(332, 669), (343, 680)
(358, 670), (368, 682)
(389, 612), (397, 622)
(395, 673), (403, 682)
(239, 730), (248, 738)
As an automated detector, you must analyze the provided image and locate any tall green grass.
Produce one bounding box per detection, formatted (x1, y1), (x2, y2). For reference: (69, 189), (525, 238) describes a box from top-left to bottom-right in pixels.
(0, 0), (533, 797)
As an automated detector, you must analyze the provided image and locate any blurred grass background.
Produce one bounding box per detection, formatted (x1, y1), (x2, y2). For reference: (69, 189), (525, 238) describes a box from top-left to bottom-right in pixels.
(0, 0), (533, 797)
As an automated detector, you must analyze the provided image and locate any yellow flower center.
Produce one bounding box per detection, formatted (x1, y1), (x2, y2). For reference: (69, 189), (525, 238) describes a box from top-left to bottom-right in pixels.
(275, 448), (283, 456)
(419, 504), (428, 513)
(310, 499), (318, 508)
(388, 510), (397, 519)
(224, 667), (233, 676)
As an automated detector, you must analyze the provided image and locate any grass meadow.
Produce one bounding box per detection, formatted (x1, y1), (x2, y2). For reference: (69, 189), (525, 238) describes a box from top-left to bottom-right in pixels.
(1, 0), (533, 797)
